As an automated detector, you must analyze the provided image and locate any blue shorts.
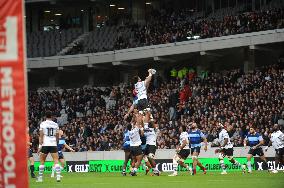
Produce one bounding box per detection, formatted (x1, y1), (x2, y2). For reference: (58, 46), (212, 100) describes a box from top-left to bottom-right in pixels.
(58, 151), (64, 159)
(123, 145), (130, 152)
(28, 148), (33, 158)
(191, 146), (201, 154)
(141, 144), (146, 154)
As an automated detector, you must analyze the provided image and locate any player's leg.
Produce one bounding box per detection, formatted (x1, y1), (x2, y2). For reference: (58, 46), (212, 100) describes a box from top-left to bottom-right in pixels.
(147, 146), (160, 175)
(28, 148), (36, 178)
(259, 151), (269, 172)
(50, 148), (61, 182)
(143, 155), (152, 175)
(122, 150), (131, 176)
(228, 155), (244, 173)
(192, 147), (205, 175)
(169, 150), (191, 176)
(246, 153), (253, 173)
(168, 154), (180, 176)
(131, 146), (143, 176)
(218, 150), (227, 174)
(37, 148), (47, 182)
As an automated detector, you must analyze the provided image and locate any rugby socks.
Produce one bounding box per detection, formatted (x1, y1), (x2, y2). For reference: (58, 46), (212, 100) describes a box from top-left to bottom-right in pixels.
(219, 160), (226, 171)
(30, 165), (35, 175)
(234, 161), (241, 167)
(38, 165), (44, 180)
(55, 164), (61, 179)
(247, 161), (252, 172)
(51, 167), (55, 177)
(172, 159), (178, 174)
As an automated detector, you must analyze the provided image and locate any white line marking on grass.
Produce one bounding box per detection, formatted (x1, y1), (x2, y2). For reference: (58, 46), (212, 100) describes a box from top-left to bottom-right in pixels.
(208, 180), (231, 182)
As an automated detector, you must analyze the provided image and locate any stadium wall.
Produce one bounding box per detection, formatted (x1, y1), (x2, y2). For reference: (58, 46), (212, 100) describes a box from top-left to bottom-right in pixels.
(33, 147), (276, 161)
(27, 29), (284, 69)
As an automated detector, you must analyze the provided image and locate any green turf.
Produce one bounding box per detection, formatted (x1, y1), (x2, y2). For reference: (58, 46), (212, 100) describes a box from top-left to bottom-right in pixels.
(29, 171), (284, 188)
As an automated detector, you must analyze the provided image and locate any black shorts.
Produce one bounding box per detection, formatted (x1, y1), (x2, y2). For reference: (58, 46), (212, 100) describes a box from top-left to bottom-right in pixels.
(220, 148), (234, 157)
(145, 145), (156, 155)
(28, 148), (33, 158)
(276, 148), (284, 158)
(178, 149), (191, 159)
(137, 98), (150, 112)
(248, 148), (264, 157)
(191, 147), (201, 155)
(130, 146), (143, 157)
(41, 146), (58, 154)
(58, 152), (64, 159)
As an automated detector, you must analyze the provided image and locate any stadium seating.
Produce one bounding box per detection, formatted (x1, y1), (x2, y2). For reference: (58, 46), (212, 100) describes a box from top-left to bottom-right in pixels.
(26, 28), (82, 57)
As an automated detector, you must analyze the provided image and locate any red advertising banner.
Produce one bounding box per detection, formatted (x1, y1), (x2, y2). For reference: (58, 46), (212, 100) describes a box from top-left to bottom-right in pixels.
(0, 0), (29, 188)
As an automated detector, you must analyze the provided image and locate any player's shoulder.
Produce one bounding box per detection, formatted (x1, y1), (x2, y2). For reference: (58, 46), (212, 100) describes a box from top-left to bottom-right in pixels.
(181, 131), (189, 137)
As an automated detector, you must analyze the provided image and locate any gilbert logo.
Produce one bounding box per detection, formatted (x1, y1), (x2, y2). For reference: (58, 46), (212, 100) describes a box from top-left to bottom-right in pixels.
(0, 16), (18, 61)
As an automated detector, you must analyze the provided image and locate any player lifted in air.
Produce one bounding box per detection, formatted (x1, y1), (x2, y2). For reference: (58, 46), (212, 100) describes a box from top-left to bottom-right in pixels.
(144, 123), (160, 175)
(216, 123), (245, 175)
(169, 126), (192, 176)
(266, 124), (284, 173)
(132, 69), (156, 128)
(51, 130), (75, 178)
(188, 122), (207, 175)
(243, 126), (269, 173)
(37, 111), (61, 182)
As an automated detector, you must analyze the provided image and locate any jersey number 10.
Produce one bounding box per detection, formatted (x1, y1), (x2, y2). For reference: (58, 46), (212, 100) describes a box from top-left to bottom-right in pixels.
(47, 128), (54, 136)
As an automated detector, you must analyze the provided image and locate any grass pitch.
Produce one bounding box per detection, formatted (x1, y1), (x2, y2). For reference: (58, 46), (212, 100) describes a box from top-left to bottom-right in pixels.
(29, 171), (284, 188)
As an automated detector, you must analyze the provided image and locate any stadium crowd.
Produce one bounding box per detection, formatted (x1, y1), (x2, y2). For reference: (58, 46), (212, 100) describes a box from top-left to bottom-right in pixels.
(27, 63), (284, 152)
(115, 7), (284, 50)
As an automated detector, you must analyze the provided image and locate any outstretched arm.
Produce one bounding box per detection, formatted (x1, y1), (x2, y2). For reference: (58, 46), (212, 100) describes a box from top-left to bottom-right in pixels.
(144, 69), (153, 88)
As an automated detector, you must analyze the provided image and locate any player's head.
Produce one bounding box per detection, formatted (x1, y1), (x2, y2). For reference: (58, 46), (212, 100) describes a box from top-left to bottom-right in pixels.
(191, 122), (197, 129)
(217, 122), (225, 130)
(179, 125), (187, 133)
(249, 126), (256, 134)
(132, 75), (141, 84)
(45, 110), (53, 119)
(127, 124), (132, 131)
(273, 124), (279, 132)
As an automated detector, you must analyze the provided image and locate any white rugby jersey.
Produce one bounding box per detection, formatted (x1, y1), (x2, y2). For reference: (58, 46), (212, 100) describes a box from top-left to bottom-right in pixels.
(134, 81), (147, 100)
(270, 130), (284, 149)
(129, 127), (142, 146)
(179, 132), (190, 149)
(218, 129), (233, 149)
(40, 120), (59, 146)
(144, 127), (156, 146)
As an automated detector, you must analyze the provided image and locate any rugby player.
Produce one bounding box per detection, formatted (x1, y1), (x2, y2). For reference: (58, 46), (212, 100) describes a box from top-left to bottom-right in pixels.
(51, 130), (75, 178)
(37, 111), (61, 182)
(27, 127), (36, 178)
(244, 126), (269, 173)
(216, 123), (245, 174)
(266, 124), (284, 173)
(168, 125), (192, 176)
(188, 122), (207, 175)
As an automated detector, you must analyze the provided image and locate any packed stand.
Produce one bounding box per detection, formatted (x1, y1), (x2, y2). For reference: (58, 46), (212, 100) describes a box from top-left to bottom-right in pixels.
(28, 64), (284, 152)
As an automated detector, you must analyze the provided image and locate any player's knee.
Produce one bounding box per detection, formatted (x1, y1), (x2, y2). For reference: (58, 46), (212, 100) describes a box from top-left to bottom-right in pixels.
(148, 153), (155, 159)
(192, 156), (198, 160)
(228, 156), (234, 161)
(218, 153), (224, 160)
(143, 155), (149, 162)
(173, 154), (180, 163)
